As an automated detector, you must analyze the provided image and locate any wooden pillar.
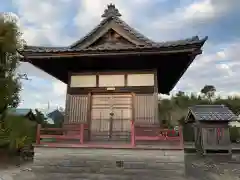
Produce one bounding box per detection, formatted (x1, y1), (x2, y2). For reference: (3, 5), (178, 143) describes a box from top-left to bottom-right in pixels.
(80, 123), (84, 144)
(131, 120), (136, 147)
(36, 124), (41, 145)
(131, 92), (136, 147)
(87, 92), (92, 141)
(179, 126), (184, 149)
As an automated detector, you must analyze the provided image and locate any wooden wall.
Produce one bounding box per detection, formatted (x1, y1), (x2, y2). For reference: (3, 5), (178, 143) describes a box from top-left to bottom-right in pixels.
(64, 94), (89, 123)
(64, 70), (159, 126)
(64, 93), (159, 125)
(134, 93), (159, 125)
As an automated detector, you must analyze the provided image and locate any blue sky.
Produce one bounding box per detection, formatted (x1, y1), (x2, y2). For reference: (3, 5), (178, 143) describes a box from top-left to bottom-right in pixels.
(2, 0), (240, 110)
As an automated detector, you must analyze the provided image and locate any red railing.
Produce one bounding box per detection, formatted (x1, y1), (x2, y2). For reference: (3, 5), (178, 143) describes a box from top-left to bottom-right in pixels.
(130, 120), (183, 148)
(36, 121), (183, 149)
(36, 124), (87, 145)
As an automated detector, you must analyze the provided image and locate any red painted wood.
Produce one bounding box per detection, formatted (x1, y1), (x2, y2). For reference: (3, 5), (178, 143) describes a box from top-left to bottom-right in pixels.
(41, 127), (88, 131)
(135, 126), (178, 137)
(135, 136), (180, 141)
(40, 135), (81, 139)
(37, 122), (183, 149)
(38, 123), (88, 144)
(131, 120), (136, 147)
(34, 143), (183, 150)
(80, 123), (84, 144)
(36, 124), (41, 145)
(63, 123), (89, 129)
(37, 143), (132, 149)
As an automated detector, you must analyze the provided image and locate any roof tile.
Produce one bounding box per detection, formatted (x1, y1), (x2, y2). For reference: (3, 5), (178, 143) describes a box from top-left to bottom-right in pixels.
(189, 105), (237, 121)
(21, 6), (208, 54)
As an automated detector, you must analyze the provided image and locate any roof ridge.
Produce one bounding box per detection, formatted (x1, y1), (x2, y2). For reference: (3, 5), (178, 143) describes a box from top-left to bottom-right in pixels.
(69, 17), (110, 49)
(24, 35), (208, 52)
(112, 16), (155, 45)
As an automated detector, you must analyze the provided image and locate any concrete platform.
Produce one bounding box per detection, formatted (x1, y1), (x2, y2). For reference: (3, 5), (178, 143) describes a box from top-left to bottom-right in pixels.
(2, 153), (240, 180)
(32, 147), (185, 179)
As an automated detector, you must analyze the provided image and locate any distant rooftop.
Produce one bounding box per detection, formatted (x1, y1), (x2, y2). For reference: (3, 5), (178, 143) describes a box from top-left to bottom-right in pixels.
(8, 108), (33, 116)
(187, 105), (237, 121)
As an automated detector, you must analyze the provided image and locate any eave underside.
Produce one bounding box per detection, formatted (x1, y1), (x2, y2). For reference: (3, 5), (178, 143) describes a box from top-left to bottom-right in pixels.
(22, 52), (198, 94)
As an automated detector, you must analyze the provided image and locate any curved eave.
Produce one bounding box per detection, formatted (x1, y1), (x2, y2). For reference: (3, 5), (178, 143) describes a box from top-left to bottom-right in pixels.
(19, 38), (207, 60)
(164, 51), (201, 95)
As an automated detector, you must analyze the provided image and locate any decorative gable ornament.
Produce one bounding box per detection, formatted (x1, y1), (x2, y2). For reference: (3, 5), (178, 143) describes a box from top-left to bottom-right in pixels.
(101, 4), (121, 18)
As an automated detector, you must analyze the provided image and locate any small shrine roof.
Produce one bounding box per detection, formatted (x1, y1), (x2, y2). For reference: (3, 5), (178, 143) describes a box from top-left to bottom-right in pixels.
(187, 105), (237, 122)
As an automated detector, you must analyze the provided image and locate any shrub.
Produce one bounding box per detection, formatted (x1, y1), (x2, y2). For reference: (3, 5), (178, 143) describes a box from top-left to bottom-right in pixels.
(0, 115), (37, 152)
(230, 127), (240, 143)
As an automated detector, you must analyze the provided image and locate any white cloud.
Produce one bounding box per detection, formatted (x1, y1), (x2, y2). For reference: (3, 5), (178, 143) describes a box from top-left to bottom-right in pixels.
(2, 0), (239, 108)
(12, 0), (75, 46)
(174, 40), (240, 96)
(183, 0), (215, 21)
(216, 51), (226, 59)
(52, 82), (67, 96)
(73, 0), (147, 35)
(149, 0), (239, 41)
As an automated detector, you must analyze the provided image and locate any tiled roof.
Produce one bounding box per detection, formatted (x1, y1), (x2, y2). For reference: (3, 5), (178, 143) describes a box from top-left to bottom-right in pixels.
(21, 4), (208, 53)
(23, 36), (207, 53)
(47, 109), (64, 123)
(70, 16), (155, 49)
(188, 105), (237, 121)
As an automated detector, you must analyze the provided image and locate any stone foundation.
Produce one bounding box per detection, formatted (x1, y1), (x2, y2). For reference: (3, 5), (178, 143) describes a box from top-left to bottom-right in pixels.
(33, 147), (185, 180)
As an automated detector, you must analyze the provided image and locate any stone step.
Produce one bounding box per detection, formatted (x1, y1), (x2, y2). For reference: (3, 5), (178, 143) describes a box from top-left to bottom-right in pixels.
(33, 159), (185, 169)
(32, 147), (186, 179)
(34, 172), (185, 180)
(33, 164), (185, 173)
(32, 164), (185, 177)
(34, 148), (184, 161)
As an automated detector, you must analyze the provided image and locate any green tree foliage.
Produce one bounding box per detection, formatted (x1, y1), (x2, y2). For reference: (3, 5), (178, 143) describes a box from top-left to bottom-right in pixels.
(35, 109), (46, 124)
(159, 85), (240, 126)
(0, 13), (24, 114)
(200, 85), (216, 102)
(0, 115), (36, 152)
(159, 85), (240, 142)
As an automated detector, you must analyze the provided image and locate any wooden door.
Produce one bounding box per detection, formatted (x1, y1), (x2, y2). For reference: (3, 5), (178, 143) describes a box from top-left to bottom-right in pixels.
(111, 94), (132, 140)
(216, 128), (230, 146)
(91, 94), (132, 141)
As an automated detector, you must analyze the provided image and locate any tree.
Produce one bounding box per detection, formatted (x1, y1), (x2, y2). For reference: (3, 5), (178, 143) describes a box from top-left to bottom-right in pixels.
(200, 85), (216, 102)
(35, 109), (46, 125)
(0, 13), (24, 114)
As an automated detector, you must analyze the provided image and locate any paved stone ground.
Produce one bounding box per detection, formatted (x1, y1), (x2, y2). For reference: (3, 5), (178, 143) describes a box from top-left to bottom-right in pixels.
(1, 153), (240, 180)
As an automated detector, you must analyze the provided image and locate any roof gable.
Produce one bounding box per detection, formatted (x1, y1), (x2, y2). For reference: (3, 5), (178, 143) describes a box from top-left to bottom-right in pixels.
(47, 109), (64, 119)
(21, 4), (208, 54)
(185, 105), (237, 122)
(70, 4), (154, 49)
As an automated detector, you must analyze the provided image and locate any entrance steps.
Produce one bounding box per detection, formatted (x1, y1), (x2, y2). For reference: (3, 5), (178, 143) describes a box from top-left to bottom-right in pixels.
(32, 147), (186, 179)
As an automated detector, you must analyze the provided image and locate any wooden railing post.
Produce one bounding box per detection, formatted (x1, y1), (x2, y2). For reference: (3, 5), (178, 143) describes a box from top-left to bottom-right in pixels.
(131, 120), (136, 147)
(80, 124), (84, 144)
(36, 124), (41, 145)
(178, 126), (184, 149)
